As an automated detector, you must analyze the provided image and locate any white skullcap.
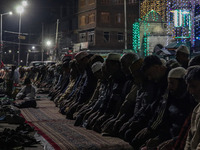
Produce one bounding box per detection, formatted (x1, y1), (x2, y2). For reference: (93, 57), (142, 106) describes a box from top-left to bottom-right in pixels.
(176, 45), (190, 55)
(91, 61), (103, 73)
(106, 53), (121, 61)
(168, 67), (186, 79)
(75, 51), (89, 61)
(160, 58), (166, 66)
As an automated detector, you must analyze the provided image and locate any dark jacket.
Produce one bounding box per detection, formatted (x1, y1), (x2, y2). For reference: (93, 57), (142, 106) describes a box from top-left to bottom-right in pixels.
(76, 66), (97, 104)
(148, 92), (196, 142)
(105, 70), (128, 116)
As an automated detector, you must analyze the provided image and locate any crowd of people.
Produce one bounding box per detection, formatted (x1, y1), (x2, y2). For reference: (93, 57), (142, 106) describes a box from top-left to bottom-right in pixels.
(1, 45), (200, 150)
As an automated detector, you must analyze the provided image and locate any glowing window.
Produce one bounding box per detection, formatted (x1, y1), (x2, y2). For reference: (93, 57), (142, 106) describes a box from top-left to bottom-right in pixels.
(173, 10), (190, 27)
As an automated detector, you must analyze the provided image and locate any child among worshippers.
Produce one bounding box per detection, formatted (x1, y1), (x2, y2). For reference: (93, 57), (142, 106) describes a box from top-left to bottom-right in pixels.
(14, 78), (37, 108)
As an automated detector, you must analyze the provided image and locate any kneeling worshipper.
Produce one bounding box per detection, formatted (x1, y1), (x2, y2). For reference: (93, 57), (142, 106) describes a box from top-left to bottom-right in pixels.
(14, 78), (37, 108)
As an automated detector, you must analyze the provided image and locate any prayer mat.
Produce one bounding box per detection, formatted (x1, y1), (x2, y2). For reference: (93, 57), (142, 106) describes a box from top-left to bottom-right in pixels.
(21, 95), (133, 150)
(30, 120), (133, 150)
(21, 107), (65, 122)
(35, 100), (56, 108)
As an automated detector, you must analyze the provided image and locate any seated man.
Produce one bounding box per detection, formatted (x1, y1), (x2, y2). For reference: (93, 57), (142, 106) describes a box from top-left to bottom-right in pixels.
(14, 78), (37, 108)
(184, 66), (200, 150)
(132, 67), (196, 149)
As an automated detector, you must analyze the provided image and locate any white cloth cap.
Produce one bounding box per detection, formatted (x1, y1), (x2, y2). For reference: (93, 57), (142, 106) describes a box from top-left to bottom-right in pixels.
(91, 61), (103, 73)
(106, 53), (121, 61)
(160, 58), (166, 66)
(168, 67), (186, 79)
(75, 51), (89, 61)
(176, 45), (190, 54)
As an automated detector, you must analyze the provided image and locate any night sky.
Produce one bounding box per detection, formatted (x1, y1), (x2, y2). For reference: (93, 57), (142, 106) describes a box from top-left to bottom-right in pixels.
(0, 0), (67, 64)
(0, 0), (67, 34)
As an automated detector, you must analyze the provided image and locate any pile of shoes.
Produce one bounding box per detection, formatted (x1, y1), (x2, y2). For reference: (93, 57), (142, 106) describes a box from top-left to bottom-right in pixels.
(16, 123), (35, 133)
(0, 105), (24, 124)
(1, 105), (21, 115)
(5, 114), (25, 124)
(0, 124), (39, 149)
(0, 96), (14, 105)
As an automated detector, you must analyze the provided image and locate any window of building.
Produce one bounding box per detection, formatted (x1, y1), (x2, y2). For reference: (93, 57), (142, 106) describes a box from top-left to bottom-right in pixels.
(104, 32), (110, 42)
(80, 16), (86, 26)
(101, 0), (110, 5)
(116, 13), (122, 24)
(80, 0), (86, 7)
(88, 31), (95, 43)
(89, 13), (95, 23)
(113, 0), (123, 5)
(128, 0), (137, 4)
(118, 32), (124, 42)
(173, 10), (190, 27)
(88, 0), (95, 5)
(85, 16), (89, 24)
(101, 12), (110, 23)
(79, 33), (86, 42)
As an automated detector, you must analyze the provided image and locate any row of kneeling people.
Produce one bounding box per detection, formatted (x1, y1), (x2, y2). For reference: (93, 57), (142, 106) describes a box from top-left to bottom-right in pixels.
(28, 45), (200, 150)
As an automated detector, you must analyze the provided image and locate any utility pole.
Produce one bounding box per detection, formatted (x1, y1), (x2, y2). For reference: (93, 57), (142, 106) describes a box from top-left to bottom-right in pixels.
(124, 0), (127, 50)
(0, 14), (3, 62)
(42, 23), (44, 61)
(26, 51), (29, 66)
(55, 19), (59, 61)
(18, 13), (22, 66)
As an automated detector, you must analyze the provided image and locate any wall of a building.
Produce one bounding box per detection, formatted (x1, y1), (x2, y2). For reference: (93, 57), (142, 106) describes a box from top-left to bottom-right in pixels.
(148, 35), (172, 54)
(77, 0), (139, 51)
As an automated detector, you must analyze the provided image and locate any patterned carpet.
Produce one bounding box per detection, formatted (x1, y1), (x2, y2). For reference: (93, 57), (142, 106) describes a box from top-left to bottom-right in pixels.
(21, 95), (133, 150)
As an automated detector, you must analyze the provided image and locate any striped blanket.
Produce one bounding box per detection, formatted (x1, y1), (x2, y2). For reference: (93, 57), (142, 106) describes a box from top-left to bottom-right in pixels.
(21, 95), (133, 150)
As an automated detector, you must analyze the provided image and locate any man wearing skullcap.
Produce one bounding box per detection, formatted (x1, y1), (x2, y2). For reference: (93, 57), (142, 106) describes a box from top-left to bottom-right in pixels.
(66, 51), (98, 119)
(121, 55), (169, 145)
(50, 60), (71, 101)
(73, 61), (104, 126)
(74, 51), (89, 73)
(91, 61), (103, 75)
(91, 53), (128, 133)
(131, 67), (196, 150)
(56, 59), (79, 107)
(106, 53), (121, 61)
(184, 66), (200, 150)
(176, 45), (190, 69)
(119, 57), (161, 142)
(101, 53), (140, 136)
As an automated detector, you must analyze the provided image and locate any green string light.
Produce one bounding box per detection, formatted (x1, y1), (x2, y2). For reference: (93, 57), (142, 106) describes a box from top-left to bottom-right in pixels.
(132, 22), (140, 53)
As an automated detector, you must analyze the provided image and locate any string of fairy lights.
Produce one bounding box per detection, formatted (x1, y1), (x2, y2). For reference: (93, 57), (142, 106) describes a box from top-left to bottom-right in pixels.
(140, 0), (166, 21)
(132, 22), (140, 53)
(195, 4), (200, 47)
(133, 0), (200, 56)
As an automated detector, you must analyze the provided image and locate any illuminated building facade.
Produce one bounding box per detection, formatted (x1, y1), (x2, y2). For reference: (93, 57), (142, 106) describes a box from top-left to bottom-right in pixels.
(133, 0), (200, 56)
